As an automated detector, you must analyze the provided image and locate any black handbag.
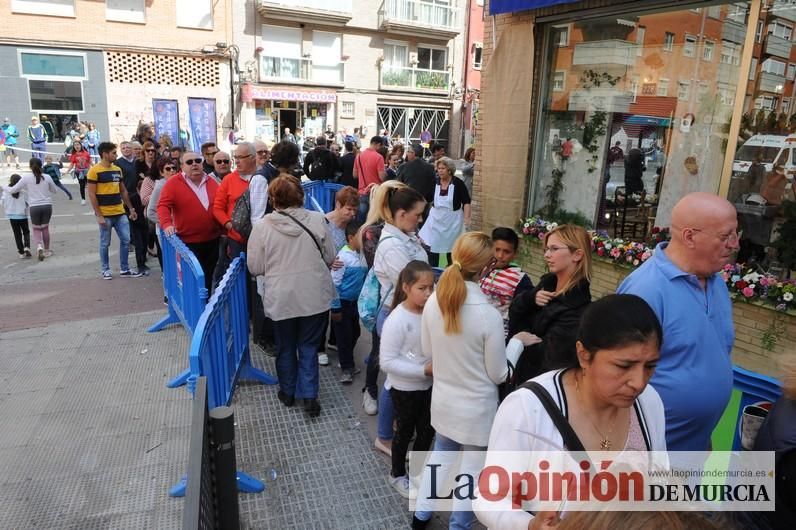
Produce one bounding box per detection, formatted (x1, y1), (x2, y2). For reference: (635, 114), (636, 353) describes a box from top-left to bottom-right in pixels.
(230, 189), (252, 240)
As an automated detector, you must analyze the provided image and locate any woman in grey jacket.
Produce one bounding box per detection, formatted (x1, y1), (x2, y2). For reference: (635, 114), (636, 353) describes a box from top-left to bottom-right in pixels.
(247, 174), (336, 418)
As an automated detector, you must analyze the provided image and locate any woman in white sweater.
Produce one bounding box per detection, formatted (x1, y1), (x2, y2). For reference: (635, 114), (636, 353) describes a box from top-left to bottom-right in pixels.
(2, 158), (57, 260)
(474, 294), (667, 530)
(413, 232), (535, 529)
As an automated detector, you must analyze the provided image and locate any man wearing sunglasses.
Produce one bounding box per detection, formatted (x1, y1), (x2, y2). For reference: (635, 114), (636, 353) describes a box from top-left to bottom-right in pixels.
(157, 151), (221, 292)
(201, 142), (218, 175)
(211, 151), (232, 183)
(618, 192), (740, 452)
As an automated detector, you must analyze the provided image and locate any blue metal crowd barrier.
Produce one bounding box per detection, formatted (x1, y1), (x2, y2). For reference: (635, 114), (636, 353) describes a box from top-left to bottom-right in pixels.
(170, 254), (277, 498)
(302, 181), (344, 213)
(148, 229), (208, 388)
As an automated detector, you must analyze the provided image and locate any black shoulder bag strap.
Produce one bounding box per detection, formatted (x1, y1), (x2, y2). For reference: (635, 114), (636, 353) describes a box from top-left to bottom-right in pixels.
(520, 381), (589, 457)
(277, 210), (324, 260)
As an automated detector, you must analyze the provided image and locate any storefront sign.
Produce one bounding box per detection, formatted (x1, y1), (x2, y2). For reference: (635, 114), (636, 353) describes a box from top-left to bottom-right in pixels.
(187, 97), (217, 153)
(152, 99), (180, 146)
(241, 84), (336, 104)
(490, 0), (578, 15)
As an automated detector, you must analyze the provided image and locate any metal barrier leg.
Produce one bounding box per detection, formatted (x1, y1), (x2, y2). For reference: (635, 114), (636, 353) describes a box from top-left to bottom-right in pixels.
(239, 362), (278, 385)
(169, 475), (187, 497)
(236, 471), (265, 493)
(166, 368), (191, 388)
(148, 307), (180, 333)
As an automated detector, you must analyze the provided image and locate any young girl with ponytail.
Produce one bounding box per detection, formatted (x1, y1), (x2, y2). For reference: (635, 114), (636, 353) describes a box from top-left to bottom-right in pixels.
(413, 232), (535, 529)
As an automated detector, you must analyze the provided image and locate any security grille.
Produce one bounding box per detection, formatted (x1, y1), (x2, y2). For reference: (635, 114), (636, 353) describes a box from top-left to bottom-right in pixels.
(106, 52), (219, 86)
(377, 105), (449, 146)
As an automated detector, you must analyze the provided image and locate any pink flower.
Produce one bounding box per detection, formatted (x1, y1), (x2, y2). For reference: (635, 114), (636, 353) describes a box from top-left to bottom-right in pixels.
(626, 255), (634, 262)
(633, 259), (640, 266)
(742, 287), (755, 298)
(597, 248), (605, 256)
(610, 247), (621, 258)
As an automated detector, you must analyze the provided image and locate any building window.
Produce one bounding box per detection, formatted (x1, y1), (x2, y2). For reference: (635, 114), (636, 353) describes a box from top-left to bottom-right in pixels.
(684, 34), (697, 57)
(783, 98), (791, 114)
(703, 40), (715, 61)
(636, 26), (645, 56)
(417, 46), (447, 72)
(176, 0), (212, 30)
(28, 80), (83, 111)
(553, 24), (569, 47)
(11, 0), (74, 17)
(261, 25), (303, 80)
(663, 32), (675, 52)
(341, 101), (355, 119)
(657, 78), (669, 96)
(472, 43), (483, 70)
(750, 57), (758, 80)
(312, 31), (343, 84)
(727, 4), (748, 24)
(721, 41), (741, 66)
(718, 84), (735, 106)
(768, 21), (793, 40)
(384, 41), (409, 69)
(789, 63), (796, 80)
(755, 95), (779, 110)
(678, 81), (690, 101)
(707, 5), (721, 18)
(20, 52), (86, 78)
(630, 75), (639, 103)
(762, 58), (787, 76)
(106, 0), (145, 23)
(757, 21), (764, 42)
(698, 81), (709, 97)
(552, 71), (565, 92)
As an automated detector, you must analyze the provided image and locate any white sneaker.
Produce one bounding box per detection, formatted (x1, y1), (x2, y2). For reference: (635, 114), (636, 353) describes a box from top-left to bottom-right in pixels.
(388, 475), (411, 499)
(318, 353), (329, 366)
(362, 391), (378, 415)
(81, 199), (86, 205)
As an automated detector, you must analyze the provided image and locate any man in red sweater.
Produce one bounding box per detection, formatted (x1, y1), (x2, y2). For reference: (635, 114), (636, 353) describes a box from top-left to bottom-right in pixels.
(157, 150), (221, 291)
(353, 135), (386, 221)
(211, 141), (257, 286)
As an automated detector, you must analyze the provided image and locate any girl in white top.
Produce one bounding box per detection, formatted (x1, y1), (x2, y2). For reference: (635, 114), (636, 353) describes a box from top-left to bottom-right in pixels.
(1, 174), (32, 258)
(413, 232), (535, 529)
(2, 158), (57, 260)
(380, 260), (435, 499)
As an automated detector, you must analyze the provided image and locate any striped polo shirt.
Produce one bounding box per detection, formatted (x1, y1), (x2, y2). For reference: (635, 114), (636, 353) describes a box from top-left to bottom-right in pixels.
(87, 163), (126, 216)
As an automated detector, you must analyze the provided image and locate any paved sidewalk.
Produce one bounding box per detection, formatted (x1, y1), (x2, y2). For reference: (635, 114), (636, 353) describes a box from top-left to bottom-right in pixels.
(0, 310), (410, 529)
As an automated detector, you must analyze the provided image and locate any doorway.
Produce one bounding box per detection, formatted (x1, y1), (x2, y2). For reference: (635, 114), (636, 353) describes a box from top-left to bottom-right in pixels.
(279, 109), (298, 141)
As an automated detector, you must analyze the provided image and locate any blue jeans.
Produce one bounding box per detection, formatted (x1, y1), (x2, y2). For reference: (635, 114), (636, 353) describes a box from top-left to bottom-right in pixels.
(358, 193), (369, 223)
(99, 214), (130, 273)
(272, 311), (328, 399)
(415, 434), (487, 529)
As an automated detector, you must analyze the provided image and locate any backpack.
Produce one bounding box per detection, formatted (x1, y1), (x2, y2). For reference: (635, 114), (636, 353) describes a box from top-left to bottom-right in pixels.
(230, 189), (252, 240)
(357, 236), (394, 332)
(308, 148), (330, 181)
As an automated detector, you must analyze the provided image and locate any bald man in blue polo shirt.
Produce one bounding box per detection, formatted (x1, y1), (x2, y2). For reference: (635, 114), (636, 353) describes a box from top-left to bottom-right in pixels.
(618, 192), (739, 451)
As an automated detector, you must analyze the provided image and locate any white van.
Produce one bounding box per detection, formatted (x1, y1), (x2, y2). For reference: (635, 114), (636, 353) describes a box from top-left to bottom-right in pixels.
(732, 134), (796, 175)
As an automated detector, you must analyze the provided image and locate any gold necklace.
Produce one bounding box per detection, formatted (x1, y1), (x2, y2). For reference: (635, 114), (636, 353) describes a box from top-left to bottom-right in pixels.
(574, 371), (617, 450)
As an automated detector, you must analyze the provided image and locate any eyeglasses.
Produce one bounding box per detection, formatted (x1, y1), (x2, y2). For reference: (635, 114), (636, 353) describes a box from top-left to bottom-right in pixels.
(256, 150), (269, 155)
(543, 245), (570, 254)
(145, 149), (156, 153)
(163, 166), (177, 172)
(183, 158), (203, 165)
(234, 154), (252, 160)
(215, 159), (231, 164)
(690, 228), (742, 245)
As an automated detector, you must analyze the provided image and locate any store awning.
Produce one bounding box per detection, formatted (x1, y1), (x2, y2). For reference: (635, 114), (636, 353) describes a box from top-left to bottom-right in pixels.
(623, 115), (671, 127)
(490, 0), (580, 15)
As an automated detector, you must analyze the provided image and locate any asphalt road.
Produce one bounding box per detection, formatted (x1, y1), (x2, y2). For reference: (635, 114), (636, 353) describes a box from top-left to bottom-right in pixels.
(0, 172), (164, 331)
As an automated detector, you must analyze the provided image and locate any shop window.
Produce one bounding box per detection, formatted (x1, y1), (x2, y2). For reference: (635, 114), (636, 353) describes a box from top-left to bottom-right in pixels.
(684, 34), (697, 57)
(762, 58), (786, 76)
(20, 51), (85, 78)
(721, 41), (741, 66)
(657, 78), (669, 96)
(768, 21), (793, 40)
(106, 0), (145, 23)
(341, 101), (355, 119)
(472, 43), (483, 70)
(11, 0), (74, 17)
(176, 0), (212, 30)
(552, 71), (565, 92)
(678, 81), (690, 101)
(28, 80), (83, 111)
(663, 32), (674, 52)
(703, 41), (715, 61)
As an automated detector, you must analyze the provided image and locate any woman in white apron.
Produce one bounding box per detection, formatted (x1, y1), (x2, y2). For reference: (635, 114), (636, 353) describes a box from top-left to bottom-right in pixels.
(419, 156), (472, 267)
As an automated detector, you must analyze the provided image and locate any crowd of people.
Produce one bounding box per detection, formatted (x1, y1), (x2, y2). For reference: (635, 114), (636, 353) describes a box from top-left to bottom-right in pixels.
(2, 124), (794, 529)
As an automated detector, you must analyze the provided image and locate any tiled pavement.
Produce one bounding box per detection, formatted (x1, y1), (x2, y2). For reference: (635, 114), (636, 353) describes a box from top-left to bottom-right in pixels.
(0, 311), (410, 529)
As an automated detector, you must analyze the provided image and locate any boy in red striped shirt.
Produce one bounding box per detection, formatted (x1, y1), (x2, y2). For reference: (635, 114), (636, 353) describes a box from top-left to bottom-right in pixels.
(479, 227), (533, 338)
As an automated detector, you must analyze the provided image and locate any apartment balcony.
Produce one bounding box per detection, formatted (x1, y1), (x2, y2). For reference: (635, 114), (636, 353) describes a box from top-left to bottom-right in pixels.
(378, 0), (460, 40)
(259, 55), (344, 86)
(257, 0), (352, 26)
(572, 40), (637, 67)
(757, 71), (786, 93)
(568, 88), (633, 113)
(770, 3), (796, 24)
(763, 33), (793, 59)
(379, 65), (450, 94)
(722, 20), (746, 44)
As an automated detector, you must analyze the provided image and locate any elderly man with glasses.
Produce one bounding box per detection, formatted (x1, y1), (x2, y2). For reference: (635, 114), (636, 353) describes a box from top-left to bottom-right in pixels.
(618, 192), (740, 451)
(157, 150), (221, 291)
(210, 151), (232, 183)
